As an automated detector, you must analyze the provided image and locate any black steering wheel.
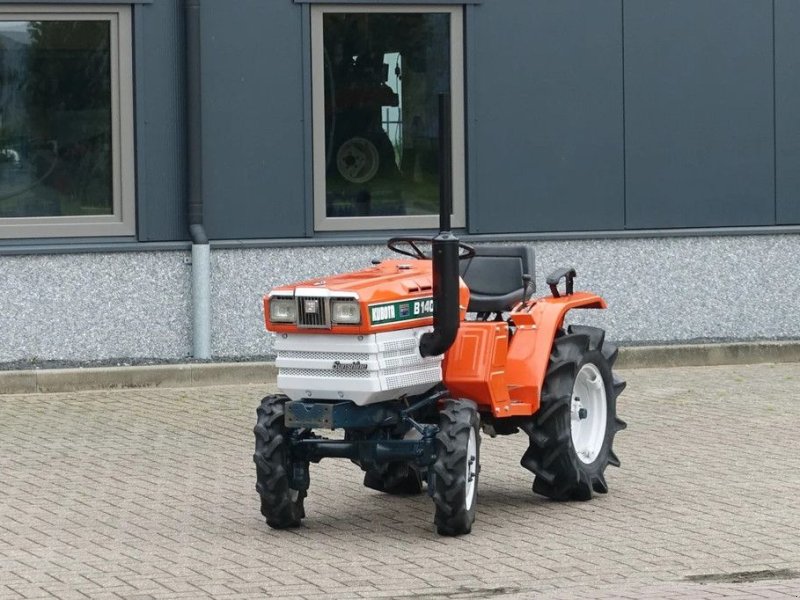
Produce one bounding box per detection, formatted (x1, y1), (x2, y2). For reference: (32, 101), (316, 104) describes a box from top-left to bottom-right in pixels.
(387, 236), (476, 260)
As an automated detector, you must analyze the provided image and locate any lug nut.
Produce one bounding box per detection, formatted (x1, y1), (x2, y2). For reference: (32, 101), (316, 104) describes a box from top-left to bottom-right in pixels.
(578, 408), (588, 420)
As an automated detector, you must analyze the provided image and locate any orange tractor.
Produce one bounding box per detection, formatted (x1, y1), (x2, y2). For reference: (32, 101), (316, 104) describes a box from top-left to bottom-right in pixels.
(255, 111), (625, 534)
(254, 221), (626, 535)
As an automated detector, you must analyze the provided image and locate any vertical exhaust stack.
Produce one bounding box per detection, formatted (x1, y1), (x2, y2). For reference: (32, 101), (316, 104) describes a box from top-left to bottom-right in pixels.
(419, 94), (460, 358)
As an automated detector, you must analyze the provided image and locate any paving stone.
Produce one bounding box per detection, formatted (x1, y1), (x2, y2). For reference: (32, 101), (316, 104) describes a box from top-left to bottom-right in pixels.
(1, 365), (800, 599)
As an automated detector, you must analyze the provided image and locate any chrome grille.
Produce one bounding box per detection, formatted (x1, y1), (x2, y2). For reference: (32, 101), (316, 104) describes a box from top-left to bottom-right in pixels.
(297, 296), (329, 328)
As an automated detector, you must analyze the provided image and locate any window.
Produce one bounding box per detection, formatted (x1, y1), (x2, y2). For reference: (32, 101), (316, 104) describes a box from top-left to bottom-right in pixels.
(0, 5), (134, 239)
(312, 5), (465, 231)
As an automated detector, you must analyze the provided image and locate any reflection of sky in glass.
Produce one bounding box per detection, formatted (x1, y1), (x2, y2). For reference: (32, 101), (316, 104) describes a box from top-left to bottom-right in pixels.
(382, 52), (402, 164)
(0, 22), (30, 44)
(0, 22), (27, 32)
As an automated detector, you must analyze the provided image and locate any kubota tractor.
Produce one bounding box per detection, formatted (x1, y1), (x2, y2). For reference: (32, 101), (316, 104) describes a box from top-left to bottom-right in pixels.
(255, 94), (625, 536)
(254, 216), (626, 536)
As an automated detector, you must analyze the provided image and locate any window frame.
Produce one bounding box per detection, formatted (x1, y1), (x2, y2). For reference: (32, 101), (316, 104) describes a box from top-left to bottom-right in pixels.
(311, 3), (466, 232)
(0, 4), (135, 239)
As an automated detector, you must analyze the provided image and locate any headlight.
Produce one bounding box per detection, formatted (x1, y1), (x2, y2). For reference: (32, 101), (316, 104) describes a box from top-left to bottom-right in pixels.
(269, 297), (296, 323)
(331, 299), (361, 324)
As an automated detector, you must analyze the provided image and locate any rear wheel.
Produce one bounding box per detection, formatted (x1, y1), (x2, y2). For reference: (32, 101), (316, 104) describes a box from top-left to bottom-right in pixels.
(521, 326), (626, 500)
(253, 394), (306, 528)
(431, 399), (480, 536)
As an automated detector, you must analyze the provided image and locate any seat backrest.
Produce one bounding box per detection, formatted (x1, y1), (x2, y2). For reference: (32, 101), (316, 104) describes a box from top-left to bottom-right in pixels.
(459, 245), (535, 313)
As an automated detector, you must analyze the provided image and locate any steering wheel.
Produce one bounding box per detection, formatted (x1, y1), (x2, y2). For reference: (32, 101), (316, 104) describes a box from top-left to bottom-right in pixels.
(387, 236), (476, 260)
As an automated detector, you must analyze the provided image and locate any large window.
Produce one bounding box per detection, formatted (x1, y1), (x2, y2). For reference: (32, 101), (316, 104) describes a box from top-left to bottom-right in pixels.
(0, 6), (134, 239)
(312, 5), (465, 231)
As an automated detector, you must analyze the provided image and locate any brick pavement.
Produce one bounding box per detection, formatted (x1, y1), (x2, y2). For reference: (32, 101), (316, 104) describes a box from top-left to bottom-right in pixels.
(1, 363), (799, 599)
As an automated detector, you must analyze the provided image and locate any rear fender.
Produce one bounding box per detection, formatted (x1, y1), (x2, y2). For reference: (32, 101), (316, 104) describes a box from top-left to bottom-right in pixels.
(505, 293), (606, 415)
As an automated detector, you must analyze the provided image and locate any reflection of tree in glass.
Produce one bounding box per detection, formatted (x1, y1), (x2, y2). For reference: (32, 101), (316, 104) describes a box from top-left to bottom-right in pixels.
(25, 21), (112, 214)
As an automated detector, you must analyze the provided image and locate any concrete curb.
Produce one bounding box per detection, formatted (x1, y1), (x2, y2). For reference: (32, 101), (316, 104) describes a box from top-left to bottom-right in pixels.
(1, 341), (798, 395)
(615, 340), (800, 369)
(0, 362), (278, 395)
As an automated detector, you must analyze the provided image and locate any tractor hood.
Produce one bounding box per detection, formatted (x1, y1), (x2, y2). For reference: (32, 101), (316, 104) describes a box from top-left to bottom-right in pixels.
(264, 259), (469, 335)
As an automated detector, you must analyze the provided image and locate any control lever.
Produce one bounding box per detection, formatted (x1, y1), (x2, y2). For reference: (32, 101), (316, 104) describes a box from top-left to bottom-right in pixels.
(546, 267), (577, 298)
(522, 274), (532, 303)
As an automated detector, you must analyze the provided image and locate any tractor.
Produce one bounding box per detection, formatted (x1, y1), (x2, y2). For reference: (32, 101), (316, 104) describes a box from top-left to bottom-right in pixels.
(253, 219), (626, 536)
(254, 95), (625, 534)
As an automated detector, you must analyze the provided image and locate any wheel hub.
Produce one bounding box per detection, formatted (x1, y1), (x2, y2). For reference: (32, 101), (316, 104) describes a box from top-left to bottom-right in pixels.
(570, 363), (608, 464)
(465, 427), (477, 511)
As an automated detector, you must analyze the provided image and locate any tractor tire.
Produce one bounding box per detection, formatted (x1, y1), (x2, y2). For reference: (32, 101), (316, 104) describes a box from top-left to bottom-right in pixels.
(431, 399), (481, 536)
(253, 394), (306, 529)
(521, 325), (626, 501)
(364, 462), (423, 495)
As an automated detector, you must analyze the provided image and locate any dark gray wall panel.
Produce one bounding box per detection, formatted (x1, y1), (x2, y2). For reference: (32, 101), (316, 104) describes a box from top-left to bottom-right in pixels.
(624, 0), (774, 229)
(776, 0), (800, 225)
(202, 0), (306, 240)
(467, 0), (624, 234)
(7, 0), (152, 3)
(135, 0), (187, 242)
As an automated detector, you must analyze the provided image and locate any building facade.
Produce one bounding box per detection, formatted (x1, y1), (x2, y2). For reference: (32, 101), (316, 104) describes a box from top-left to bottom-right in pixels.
(1, 0), (799, 362)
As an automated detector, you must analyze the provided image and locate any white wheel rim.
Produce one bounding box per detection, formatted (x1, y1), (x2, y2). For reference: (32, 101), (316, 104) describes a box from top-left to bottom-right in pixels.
(465, 427), (477, 511)
(570, 363), (608, 464)
(336, 137), (379, 183)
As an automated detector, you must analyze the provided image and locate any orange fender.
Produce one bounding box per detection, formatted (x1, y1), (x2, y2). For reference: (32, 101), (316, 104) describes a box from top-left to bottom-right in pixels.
(444, 292), (606, 419)
(502, 292), (607, 417)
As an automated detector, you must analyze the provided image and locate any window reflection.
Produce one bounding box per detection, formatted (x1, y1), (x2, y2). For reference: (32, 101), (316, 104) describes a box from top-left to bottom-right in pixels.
(323, 13), (451, 218)
(0, 20), (112, 218)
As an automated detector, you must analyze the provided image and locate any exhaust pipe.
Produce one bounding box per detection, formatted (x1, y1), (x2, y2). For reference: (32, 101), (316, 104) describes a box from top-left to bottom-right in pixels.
(419, 232), (460, 357)
(419, 94), (460, 358)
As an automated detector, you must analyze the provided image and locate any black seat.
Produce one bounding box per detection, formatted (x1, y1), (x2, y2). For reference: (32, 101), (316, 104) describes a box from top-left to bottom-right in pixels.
(459, 245), (535, 313)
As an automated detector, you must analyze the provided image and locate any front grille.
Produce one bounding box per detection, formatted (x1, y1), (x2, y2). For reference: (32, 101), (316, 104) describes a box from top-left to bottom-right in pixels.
(378, 337), (419, 353)
(297, 296), (329, 328)
(281, 367), (371, 379)
(273, 326), (444, 405)
(279, 350), (370, 361)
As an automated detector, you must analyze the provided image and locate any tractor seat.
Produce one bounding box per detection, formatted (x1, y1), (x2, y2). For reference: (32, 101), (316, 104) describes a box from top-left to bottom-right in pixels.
(459, 245), (535, 313)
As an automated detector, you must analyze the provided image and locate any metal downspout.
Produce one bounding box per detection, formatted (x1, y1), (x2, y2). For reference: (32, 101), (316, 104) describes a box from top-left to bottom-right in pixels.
(186, 0), (210, 358)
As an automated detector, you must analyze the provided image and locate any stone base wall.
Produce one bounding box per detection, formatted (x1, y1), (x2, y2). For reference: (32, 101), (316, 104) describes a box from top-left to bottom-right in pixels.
(2, 234), (798, 362)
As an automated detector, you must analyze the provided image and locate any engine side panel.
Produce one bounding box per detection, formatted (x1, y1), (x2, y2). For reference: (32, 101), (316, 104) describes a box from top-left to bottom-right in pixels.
(443, 322), (511, 412)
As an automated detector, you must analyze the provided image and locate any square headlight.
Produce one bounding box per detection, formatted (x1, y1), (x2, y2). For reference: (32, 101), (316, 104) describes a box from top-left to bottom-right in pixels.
(331, 299), (360, 324)
(269, 297), (296, 323)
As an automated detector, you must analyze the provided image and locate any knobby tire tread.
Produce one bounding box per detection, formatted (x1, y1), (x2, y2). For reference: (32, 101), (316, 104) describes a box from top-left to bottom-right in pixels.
(521, 326), (627, 501)
(253, 394), (306, 529)
(431, 399), (480, 536)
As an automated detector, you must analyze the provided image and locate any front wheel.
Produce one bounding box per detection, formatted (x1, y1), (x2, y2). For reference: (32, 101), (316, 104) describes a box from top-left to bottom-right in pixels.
(253, 394), (306, 528)
(521, 325), (626, 500)
(431, 399), (480, 536)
